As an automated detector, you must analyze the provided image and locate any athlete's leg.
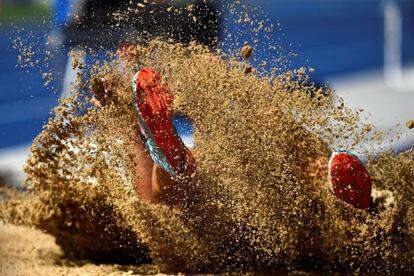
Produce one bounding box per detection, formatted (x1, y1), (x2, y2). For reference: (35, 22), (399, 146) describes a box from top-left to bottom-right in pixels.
(132, 67), (196, 206)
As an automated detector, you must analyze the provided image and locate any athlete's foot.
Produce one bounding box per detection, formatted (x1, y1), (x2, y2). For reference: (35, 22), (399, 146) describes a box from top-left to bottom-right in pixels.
(328, 149), (372, 210)
(132, 67), (196, 179)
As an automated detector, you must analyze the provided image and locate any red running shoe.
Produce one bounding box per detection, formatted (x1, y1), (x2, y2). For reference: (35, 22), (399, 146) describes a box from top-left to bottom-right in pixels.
(328, 149), (372, 210)
(132, 67), (196, 178)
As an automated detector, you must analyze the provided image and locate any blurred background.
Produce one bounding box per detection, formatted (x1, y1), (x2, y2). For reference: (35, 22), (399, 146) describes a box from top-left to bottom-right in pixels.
(1, 0), (413, 185)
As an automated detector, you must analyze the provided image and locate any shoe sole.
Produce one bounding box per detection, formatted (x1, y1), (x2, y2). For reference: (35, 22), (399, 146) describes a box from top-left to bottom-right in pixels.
(328, 149), (372, 209)
(132, 69), (177, 177)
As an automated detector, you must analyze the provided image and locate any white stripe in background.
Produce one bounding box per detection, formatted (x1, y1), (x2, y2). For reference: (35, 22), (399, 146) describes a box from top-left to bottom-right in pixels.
(0, 144), (30, 188)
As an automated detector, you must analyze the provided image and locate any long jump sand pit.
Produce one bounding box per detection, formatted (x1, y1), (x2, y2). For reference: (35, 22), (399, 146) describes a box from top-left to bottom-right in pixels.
(1, 40), (413, 274)
(0, 222), (162, 275)
(2, 1), (414, 273)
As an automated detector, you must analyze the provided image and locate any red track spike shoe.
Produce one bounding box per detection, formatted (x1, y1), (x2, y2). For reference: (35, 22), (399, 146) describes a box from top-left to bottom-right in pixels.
(328, 149), (372, 210)
(132, 67), (196, 178)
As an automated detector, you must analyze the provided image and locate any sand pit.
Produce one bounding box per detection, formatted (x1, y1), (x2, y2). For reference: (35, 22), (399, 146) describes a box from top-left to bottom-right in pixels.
(1, 41), (413, 274)
(0, 222), (162, 276)
(2, 1), (414, 274)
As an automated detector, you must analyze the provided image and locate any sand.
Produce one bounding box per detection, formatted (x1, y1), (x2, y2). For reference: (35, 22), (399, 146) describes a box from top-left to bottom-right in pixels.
(0, 41), (412, 274)
(2, 1), (413, 274)
(0, 222), (161, 276)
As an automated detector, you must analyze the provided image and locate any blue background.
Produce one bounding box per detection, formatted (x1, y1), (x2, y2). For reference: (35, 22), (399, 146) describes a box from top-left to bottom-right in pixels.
(1, 0), (413, 149)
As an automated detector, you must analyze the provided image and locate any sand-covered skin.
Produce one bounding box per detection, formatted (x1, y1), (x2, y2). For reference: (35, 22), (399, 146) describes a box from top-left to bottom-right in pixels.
(1, 40), (413, 274)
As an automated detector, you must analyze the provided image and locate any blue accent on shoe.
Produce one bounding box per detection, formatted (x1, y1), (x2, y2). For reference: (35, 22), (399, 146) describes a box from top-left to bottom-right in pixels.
(132, 71), (176, 177)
